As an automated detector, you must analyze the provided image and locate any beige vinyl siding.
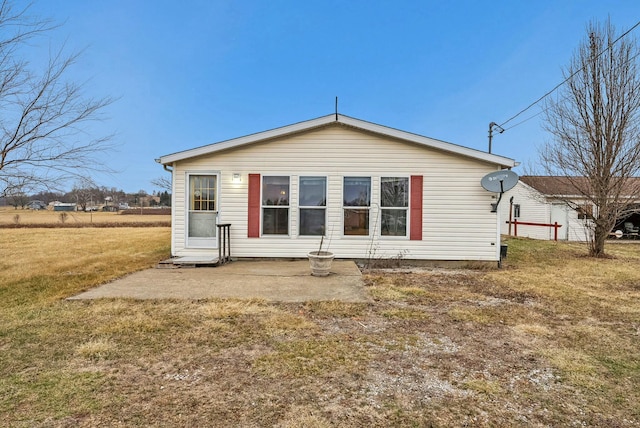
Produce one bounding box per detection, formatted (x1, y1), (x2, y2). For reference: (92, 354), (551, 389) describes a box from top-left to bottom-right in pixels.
(171, 124), (502, 261)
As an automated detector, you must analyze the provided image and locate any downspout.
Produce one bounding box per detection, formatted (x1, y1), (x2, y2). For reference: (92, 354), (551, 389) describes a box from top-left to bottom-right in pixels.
(156, 159), (175, 256)
(154, 158), (173, 174)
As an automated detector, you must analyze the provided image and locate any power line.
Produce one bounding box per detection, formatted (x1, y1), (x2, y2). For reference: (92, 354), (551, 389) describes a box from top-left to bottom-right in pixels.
(499, 19), (640, 129)
(503, 108), (547, 131)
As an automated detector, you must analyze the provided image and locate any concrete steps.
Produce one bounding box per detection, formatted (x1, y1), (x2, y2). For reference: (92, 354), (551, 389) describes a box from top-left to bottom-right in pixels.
(157, 256), (220, 269)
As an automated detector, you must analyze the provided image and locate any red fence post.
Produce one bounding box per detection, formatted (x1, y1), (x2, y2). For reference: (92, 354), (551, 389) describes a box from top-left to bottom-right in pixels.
(503, 220), (563, 239)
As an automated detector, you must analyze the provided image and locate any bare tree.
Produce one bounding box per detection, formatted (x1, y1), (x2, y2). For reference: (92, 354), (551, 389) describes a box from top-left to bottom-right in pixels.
(0, 0), (113, 197)
(70, 177), (98, 211)
(541, 19), (640, 257)
(151, 176), (172, 192)
(6, 187), (27, 209)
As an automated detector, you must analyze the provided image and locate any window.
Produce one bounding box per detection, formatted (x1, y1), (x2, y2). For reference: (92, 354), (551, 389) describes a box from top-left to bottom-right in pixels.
(299, 176), (326, 235)
(513, 204), (521, 218)
(343, 177), (370, 235)
(577, 203), (593, 220)
(262, 176), (289, 235)
(381, 177), (408, 236)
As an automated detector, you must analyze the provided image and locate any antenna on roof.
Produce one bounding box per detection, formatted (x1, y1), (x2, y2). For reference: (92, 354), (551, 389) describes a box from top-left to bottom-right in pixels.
(335, 96), (338, 120)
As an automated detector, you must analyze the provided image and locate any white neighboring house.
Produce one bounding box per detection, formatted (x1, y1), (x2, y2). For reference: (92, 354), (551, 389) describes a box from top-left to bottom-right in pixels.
(500, 176), (595, 241)
(158, 114), (517, 263)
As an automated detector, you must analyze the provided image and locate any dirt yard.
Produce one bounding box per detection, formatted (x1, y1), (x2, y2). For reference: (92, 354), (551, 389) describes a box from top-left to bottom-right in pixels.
(1, 232), (639, 426)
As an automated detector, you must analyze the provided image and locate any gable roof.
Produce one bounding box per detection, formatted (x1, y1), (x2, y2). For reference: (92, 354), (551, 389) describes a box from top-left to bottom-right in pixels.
(521, 175), (640, 198)
(158, 114), (516, 168)
(520, 176), (591, 197)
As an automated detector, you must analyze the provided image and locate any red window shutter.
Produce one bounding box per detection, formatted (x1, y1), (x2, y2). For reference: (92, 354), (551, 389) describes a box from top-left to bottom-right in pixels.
(410, 175), (423, 240)
(247, 174), (261, 238)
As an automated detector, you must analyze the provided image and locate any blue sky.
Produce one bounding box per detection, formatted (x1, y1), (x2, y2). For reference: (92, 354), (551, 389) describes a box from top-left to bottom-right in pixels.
(17, 0), (640, 193)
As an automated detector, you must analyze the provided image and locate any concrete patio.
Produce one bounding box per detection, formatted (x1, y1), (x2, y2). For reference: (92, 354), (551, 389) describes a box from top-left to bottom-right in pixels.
(68, 260), (371, 303)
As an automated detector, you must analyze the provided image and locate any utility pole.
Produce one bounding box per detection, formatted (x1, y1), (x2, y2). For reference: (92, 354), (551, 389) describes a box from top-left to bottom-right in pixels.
(488, 122), (504, 153)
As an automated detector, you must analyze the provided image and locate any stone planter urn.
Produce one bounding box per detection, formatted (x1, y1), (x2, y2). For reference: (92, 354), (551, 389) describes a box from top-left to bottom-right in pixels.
(307, 250), (334, 277)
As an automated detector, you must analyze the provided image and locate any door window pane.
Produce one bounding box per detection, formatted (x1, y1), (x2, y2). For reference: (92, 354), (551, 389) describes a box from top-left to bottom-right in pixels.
(190, 175), (217, 211)
(189, 212), (216, 238)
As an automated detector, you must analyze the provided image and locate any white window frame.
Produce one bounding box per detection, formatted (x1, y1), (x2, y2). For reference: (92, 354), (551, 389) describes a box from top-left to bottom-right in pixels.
(298, 176), (327, 236)
(380, 176), (410, 238)
(261, 175), (290, 236)
(342, 176), (371, 237)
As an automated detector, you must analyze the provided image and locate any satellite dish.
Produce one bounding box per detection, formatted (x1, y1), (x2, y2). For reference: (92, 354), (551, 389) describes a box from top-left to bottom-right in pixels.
(481, 170), (519, 193)
(481, 170), (519, 213)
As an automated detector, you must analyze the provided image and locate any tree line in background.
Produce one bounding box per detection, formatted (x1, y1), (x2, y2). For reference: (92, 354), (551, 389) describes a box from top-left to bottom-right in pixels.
(1, 181), (171, 210)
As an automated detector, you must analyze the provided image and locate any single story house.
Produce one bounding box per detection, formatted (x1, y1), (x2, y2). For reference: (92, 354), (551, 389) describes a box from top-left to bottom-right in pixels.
(500, 176), (640, 241)
(27, 200), (46, 210)
(158, 114), (516, 264)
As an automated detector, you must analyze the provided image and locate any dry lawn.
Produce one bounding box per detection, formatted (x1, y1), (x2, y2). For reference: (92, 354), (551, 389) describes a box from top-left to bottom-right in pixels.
(0, 207), (170, 226)
(1, 231), (639, 427)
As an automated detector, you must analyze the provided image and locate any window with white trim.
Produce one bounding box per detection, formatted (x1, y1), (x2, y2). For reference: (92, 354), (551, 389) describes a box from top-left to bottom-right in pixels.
(343, 176), (370, 235)
(299, 176), (326, 235)
(380, 177), (408, 236)
(262, 176), (289, 235)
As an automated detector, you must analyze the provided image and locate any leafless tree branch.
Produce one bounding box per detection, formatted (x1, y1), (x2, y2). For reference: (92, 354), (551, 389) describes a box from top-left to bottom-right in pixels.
(0, 0), (114, 197)
(541, 19), (640, 256)
(151, 175), (172, 191)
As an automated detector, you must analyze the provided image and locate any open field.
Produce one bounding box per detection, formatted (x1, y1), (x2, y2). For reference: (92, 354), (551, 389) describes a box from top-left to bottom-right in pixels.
(1, 230), (639, 426)
(0, 207), (170, 227)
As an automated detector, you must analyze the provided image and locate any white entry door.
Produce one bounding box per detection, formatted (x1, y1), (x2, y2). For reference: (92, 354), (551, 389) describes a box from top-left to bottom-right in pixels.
(550, 203), (568, 240)
(186, 174), (218, 248)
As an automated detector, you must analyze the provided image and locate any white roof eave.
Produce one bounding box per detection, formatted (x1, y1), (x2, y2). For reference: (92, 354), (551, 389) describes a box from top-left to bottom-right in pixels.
(158, 114), (516, 168)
